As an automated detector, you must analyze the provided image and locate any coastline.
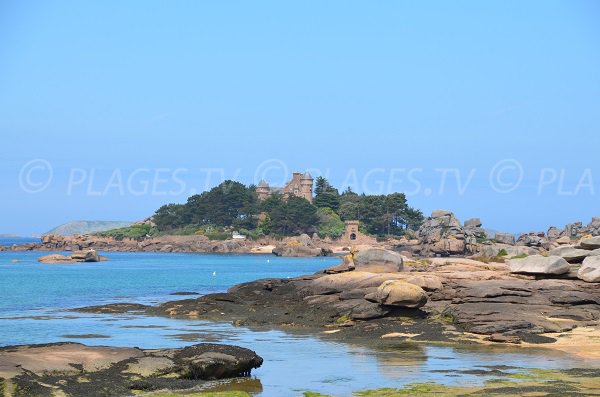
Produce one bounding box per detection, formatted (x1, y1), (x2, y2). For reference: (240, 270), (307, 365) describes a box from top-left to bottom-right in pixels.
(2, 248), (600, 396)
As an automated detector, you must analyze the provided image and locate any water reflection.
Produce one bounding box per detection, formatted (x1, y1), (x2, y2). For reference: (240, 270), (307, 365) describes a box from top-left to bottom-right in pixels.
(0, 309), (593, 397)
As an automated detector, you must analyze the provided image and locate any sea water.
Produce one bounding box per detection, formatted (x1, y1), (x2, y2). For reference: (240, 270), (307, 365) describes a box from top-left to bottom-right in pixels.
(0, 247), (590, 396)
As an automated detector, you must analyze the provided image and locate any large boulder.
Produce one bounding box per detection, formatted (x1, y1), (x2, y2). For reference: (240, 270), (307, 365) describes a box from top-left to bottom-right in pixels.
(0, 342), (263, 395)
(547, 226), (561, 240)
(416, 210), (464, 245)
(494, 232), (515, 245)
(38, 254), (76, 264)
(306, 271), (441, 296)
(581, 236), (600, 250)
(272, 234), (328, 257)
(367, 280), (427, 308)
(548, 247), (591, 263)
(577, 256), (600, 283)
(272, 245), (324, 257)
(70, 249), (100, 262)
(464, 218), (482, 228)
(507, 255), (570, 275)
(516, 234), (548, 248)
(352, 248), (404, 272)
(476, 243), (536, 258)
(431, 238), (465, 255)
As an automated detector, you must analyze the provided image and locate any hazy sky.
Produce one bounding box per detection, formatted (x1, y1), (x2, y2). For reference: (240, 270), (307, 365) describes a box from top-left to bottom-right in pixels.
(1, 0), (599, 235)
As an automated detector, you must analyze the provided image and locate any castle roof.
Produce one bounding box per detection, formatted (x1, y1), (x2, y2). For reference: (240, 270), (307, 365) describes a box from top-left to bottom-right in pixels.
(257, 179), (269, 188)
(301, 172), (313, 180)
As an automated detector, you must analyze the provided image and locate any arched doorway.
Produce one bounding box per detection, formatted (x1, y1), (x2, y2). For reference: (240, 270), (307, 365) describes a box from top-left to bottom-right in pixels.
(349, 233), (357, 241)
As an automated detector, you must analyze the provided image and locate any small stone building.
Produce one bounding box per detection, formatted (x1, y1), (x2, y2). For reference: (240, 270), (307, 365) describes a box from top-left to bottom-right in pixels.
(344, 220), (360, 241)
(340, 220), (377, 245)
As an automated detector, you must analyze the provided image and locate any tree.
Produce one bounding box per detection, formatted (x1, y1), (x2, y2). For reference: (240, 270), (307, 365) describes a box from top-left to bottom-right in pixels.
(153, 203), (186, 230)
(316, 207), (345, 238)
(313, 176), (340, 211)
(201, 180), (259, 228)
(269, 196), (319, 235)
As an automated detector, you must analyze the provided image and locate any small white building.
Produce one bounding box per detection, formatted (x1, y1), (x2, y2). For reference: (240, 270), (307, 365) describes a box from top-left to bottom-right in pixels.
(232, 231), (247, 240)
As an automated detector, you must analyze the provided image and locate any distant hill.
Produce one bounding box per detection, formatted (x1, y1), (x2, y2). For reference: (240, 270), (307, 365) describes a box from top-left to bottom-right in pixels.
(45, 221), (134, 236)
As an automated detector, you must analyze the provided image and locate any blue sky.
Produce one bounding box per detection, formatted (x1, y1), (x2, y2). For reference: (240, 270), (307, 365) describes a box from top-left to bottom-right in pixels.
(1, 0), (599, 235)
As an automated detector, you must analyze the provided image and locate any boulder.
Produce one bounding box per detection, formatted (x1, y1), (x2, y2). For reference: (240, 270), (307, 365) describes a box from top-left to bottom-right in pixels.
(272, 245), (324, 257)
(577, 256), (600, 283)
(38, 254), (76, 264)
(556, 236), (573, 245)
(0, 342), (263, 395)
(547, 226), (561, 240)
(71, 249), (100, 262)
(353, 248), (403, 272)
(494, 232), (515, 245)
(548, 247), (591, 263)
(581, 236), (600, 250)
(507, 255), (570, 275)
(588, 248), (600, 257)
(368, 280), (427, 308)
(416, 210), (463, 245)
(431, 210), (453, 219)
(464, 218), (482, 228)
(516, 234), (548, 247)
(431, 238), (465, 255)
(306, 271), (441, 296)
(563, 222), (583, 238)
(476, 244), (536, 258)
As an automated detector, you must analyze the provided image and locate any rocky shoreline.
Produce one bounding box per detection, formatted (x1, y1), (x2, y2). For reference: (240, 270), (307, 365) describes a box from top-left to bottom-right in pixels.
(4, 210), (599, 260)
(72, 245), (600, 358)
(0, 342), (262, 397)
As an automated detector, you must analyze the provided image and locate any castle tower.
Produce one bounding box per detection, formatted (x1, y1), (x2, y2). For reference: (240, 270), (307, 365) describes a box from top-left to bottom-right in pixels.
(300, 172), (313, 202)
(256, 180), (270, 201)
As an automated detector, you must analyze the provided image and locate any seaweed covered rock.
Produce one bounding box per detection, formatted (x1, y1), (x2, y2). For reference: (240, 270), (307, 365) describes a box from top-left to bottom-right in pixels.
(0, 342), (263, 397)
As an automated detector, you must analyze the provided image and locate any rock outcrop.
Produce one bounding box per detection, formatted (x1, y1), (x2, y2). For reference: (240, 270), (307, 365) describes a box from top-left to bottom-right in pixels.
(494, 232), (515, 245)
(548, 247), (591, 263)
(352, 248), (404, 272)
(507, 255), (570, 275)
(38, 249), (105, 264)
(581, 236), (600, 250)
(368, 280), (427, 308)
(545, 217), (600, 240)
(0, 342), (263, 397)
(578, 256), (600, 283)
(272, 234), (331, 257)
(414, 210), (487, 256)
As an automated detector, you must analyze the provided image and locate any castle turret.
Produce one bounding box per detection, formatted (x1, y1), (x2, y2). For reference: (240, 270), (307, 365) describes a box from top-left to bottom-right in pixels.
(300, 172), (313, 202)
(256, 180), (270, 200)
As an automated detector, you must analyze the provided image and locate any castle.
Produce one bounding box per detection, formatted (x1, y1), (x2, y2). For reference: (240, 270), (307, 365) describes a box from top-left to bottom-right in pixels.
(256, 172), (314, 202)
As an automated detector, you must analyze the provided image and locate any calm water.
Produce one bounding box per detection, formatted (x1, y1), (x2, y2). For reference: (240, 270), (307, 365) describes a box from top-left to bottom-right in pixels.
(0, 236), (40, 246)
(0, 247), (591, 396)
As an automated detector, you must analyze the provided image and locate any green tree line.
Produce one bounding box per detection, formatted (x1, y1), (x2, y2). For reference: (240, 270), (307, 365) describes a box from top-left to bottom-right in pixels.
(152, 177), (423, 239)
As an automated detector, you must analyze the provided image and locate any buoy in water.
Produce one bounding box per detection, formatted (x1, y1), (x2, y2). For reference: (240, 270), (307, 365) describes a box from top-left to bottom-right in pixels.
(212, 271), (216, 276)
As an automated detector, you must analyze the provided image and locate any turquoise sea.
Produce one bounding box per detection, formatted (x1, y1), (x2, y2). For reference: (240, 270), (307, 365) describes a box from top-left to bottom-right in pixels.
(0, 241), (591, 396)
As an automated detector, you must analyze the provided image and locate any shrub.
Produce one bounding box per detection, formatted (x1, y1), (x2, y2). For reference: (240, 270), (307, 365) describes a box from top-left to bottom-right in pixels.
(510, 253), (528, 259)
(95, 224), (154, 241)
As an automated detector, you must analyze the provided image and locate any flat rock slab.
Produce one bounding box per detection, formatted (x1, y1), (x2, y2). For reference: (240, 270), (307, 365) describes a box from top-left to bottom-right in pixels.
(581, 236), (600, 250)
(508, 255), (570, 275)
(548, 247), (592, 263)
(0, 342), (263, 397)
(0, 343), (143, 378)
